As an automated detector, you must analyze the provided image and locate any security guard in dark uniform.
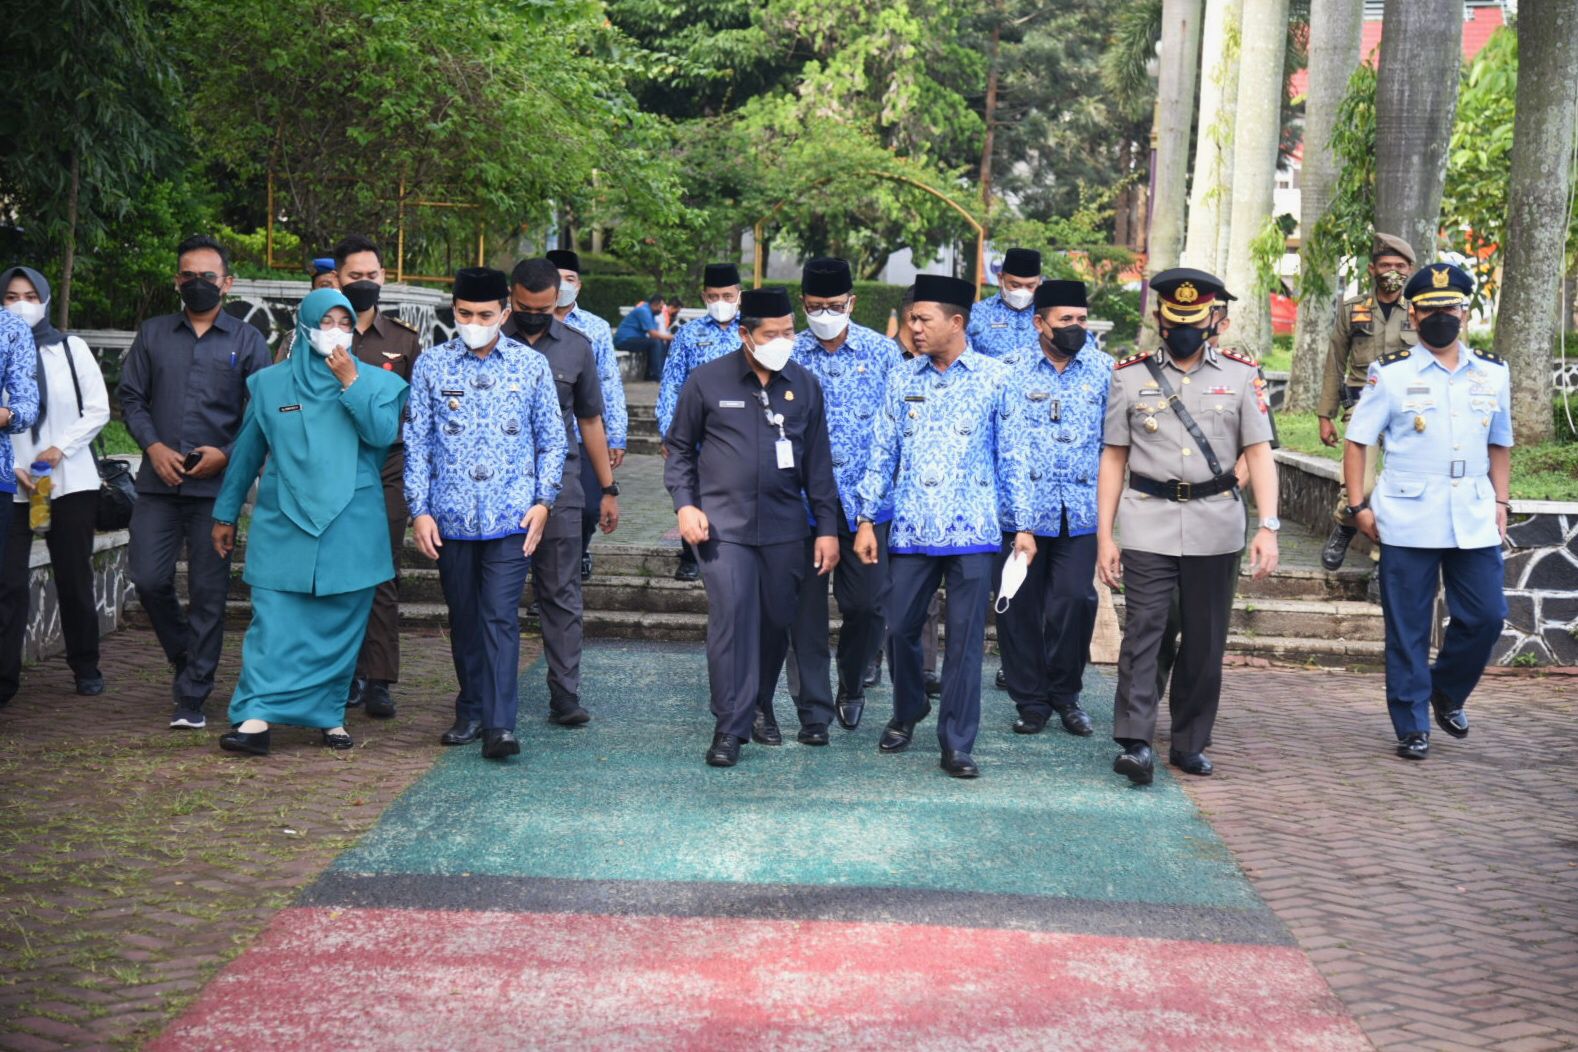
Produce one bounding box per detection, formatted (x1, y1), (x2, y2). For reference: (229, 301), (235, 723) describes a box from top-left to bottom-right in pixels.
(1319, 233), (1417, 570)
(336, 235), (423, 719)
(1097, 269), (1281, 785)
(505, 258), (620, 727)
(664, 286), (841, 768)
(1344, 262), (1510, 760)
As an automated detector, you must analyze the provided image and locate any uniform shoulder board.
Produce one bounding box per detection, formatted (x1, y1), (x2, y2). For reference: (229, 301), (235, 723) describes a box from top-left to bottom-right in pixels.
(1115, 351), (1152, 370)
(1219, 348), (1258, 367)
(1379, 348), (1413, 367)
(392, 317), (420, 334)
(1473, 348), (1506, 366)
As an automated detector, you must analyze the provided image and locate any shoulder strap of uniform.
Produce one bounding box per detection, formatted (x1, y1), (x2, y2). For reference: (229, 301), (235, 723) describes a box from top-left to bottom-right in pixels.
(1379, 348), (1412, 366)
(392, 316), (419, 334)
(1473, 348), (1505, 366)
(1219, 348), (1258, 367)
(1115, 350), (1152, 370)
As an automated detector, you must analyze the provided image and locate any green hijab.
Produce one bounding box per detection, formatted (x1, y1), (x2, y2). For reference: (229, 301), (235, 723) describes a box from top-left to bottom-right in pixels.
(274, 287), (361, 537)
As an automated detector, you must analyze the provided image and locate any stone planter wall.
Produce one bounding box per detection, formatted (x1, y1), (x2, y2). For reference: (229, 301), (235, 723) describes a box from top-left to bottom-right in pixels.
(21, 530), (131, 664)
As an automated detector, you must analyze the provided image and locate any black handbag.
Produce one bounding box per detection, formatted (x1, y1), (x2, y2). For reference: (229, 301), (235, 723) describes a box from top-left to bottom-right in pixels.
(60, 337), (138, 531)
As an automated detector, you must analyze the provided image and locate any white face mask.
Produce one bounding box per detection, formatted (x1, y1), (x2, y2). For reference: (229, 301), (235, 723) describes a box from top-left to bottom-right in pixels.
(707, 299), (739, 324)
(457, 320), (502, 350)
(749, 334), (794, 372)
(807, 308), (850, 342)
(5, 300), (45, 328)
(994, 551), (1030, 614)
(308, 327), (353, 357)
(556, 283), (579, 308)
(1001, 287), (1035, 311)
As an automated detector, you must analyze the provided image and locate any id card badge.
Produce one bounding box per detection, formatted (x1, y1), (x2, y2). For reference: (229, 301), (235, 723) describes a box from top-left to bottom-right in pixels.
(776, 438), (794, 470)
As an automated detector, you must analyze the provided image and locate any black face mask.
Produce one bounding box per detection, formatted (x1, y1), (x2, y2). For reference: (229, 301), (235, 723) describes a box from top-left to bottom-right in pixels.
(515, 311), (553, 337)
(1417, 312), (1461, 348)
(342, 280), (381, 314)
(1162, 325), (1212, 360)
(178, 278), (223, 313)
(1047, 324), (1086, 356)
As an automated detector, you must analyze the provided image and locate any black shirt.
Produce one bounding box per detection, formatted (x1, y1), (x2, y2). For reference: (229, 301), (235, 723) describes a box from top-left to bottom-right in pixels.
(663, 350), (838, 545)
(506, 315), (602, 509)
(117, 309), (273, 498)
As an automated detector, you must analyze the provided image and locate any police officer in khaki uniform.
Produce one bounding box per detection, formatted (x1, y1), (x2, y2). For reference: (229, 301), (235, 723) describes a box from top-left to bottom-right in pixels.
(1096, 269), (1280, 785)
(336, 235), (423, 719)
(1318, 233), (1417, 570)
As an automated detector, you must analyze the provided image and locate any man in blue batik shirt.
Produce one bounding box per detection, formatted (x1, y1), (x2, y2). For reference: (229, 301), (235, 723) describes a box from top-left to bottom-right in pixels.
(1345, 262), (1512, 763)
(854, 274), (1035, 779)
(405, 267), (567, 761)
(0, 308), (39, 588)
(783, 258), (904, 737)
(658, 262), (745, 581)
(547, 249), (628, 581)
(967, 247), (1043, 359)
(994, 280), (1110, 740)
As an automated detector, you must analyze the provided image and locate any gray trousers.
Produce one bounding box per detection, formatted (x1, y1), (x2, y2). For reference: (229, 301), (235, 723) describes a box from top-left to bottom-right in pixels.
(786, 520), (889, 728)
(531, 502), (585, 709)
(1114, 548), (1238, 753)
(128, 493), (233, 710)
(697, 537), (806, 740)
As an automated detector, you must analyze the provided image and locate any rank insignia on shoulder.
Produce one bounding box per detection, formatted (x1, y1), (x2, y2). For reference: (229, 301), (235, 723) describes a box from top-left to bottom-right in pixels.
(1351, 311), (1372, 324)
(1379, 349), (1413, 367)
(1473, 348), (1505, 365)
(1219, 348), (1258, 367)
(393, 317), (420, 333)
(1115, 351), (1152, 370)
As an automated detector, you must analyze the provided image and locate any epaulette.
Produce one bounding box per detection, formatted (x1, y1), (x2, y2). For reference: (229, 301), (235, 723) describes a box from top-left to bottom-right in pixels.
(1115, 350), (1153, 370)
(1219, 348), (1258, 367)
(1473, 348), (1505, 366)
(392, 317), (420, 334)
(1379, 348), (1412, 366)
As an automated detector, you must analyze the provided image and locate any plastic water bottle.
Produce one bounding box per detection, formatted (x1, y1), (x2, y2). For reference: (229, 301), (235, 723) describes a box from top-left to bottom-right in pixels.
(28, 460), (52, 533)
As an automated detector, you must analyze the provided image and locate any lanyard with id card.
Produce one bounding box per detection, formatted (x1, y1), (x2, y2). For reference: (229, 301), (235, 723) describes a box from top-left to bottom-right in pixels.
(755, 389), (794, 470)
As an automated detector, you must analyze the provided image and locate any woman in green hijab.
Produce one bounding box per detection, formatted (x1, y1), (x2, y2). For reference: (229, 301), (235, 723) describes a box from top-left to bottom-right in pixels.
(210, 287), (409, 755)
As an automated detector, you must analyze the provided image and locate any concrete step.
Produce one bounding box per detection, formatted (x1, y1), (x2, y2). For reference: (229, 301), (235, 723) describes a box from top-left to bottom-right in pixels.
(1108, 593), (1385, 643)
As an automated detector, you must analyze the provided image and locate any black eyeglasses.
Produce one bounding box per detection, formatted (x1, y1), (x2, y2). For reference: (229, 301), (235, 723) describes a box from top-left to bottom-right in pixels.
(178, 270), (223, 284)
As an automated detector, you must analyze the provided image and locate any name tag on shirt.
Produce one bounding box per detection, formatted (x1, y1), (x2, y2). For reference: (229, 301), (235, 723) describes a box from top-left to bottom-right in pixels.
(719, 399), (746, 408)
(1407, 385), (1430, 395)
(990, 322), (1009, 329)
(776, 438), (795, 470)
(903, 394), (926, 403)
(442, 389), (464, 398)
(279, 404), (302, 413)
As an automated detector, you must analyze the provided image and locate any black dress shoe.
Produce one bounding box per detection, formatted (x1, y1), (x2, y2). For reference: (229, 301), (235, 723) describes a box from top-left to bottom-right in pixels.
(940, 750), (979, 778)
(363, 680), (396, 719)
(549, 702), (591, 727)
(441, 718), (483, 746)
(878, 703), (931, 753)
(1396, 732), (1429, 760)
(674, 557), (700, 583)
(75, 675), (106, 697)
(862, 655), (882, 689)
(481, 729), (521, 760)
(526, 600), (542, 618)
(1430, 691), (1469, 739)
(994, 668), (1008, 690)
(1055, 705), (1095, 737)
(321, 729), (355, 751)
(1012, 712), (1048, 735)
(346, 675), (366, 708)
(751, 709), (783, 746)
(1322, 523), (1357, 571)
(581, 551), (593, 582)
(219, 728), (271, 756)
(1168, 749), (1214, 776)
(797, 725), (830, 746)
(706, 733), (742, 767)
(923, 671), (942, 697)
(1113, 742), (1155, 785)
(835, 686), (864, 730)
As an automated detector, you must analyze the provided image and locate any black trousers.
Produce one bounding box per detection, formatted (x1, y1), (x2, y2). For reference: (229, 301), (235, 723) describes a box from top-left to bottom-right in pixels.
(1156, 549), (1244, 701)
(786, 520), (889, 728)
(128, 493), (233, 709)
(889, 551), (993, 754)
(995, 526), (1097, 719)
(1113, 548), (1238, 753)
(0, 492), (102, 698)
(696, 538), (806, 740)
(438, 536), (531, 732)
(355, 463), (407, 683)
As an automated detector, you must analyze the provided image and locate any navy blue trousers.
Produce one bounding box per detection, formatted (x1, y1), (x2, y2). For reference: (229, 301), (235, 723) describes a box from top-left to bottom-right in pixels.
(787, 520), (890, 728)
(996, 528), (1098, 719)
(438, 536), (531, 732)
(1377, 543), (1505, 737)
(696, 538), (806, 740)
(888, 551), (993, 754)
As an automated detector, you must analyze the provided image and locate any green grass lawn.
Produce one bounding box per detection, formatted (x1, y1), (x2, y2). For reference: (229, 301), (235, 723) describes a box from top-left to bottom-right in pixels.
(1275, 411), (1578, 502)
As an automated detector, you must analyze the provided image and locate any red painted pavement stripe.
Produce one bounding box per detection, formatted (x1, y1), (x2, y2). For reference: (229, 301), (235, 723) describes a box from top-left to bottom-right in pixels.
(152, 907), (1368, 1050)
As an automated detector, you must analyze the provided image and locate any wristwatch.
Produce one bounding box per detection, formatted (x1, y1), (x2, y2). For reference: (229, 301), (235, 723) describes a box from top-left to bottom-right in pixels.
(601, 483), (620, 497)
(1344, 500), (1370, 518)
(1259, 516), (1282, 532)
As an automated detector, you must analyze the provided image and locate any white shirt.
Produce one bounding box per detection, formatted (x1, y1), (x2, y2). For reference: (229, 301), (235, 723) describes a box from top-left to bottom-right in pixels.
(11, 336), (110, 502)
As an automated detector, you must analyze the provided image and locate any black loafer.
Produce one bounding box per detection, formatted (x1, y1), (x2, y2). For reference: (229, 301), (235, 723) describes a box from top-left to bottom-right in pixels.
(706, 732), (742, 767)
(581, 551), (593, 581)
(321, 729), (355, 751)
(1114, 742), (1155, 785)
(219, 728), (271, 756)
(878, 703), (931, 753)
(862, 657), (882, 689)
(797, 725), (830, 746)
(75, 675), (106, 697)
(940, 750), (979, 778)
(1168, 749), (1213, 776)
(994, 669), (1008, 691)
(1012, 712), (1048, 735)
(1056, 705), (1094, 737)
(1322, 523), (1357, 571)
(752, 709), (783, 746)
(363, 680), (396, 719)
(1430, 691), (1469, 739)
(1396, 732), (1429, 760)
(481, 729), (521, 760)
(923, 671), (942, 697)
(346, 676), (366, 708)
(441, 718), (483, 746)
(549, 703), (591, 727)
(674, 558), (700, 583)
(835, 686), (864, 730)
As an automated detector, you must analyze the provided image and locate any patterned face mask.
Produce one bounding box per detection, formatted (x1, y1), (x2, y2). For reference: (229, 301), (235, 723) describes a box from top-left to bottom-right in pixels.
(1376, 270), (1406, 294)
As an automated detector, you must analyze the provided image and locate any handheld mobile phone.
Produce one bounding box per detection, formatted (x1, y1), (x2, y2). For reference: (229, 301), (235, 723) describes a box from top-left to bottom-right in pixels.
(182, 450), (204, 472)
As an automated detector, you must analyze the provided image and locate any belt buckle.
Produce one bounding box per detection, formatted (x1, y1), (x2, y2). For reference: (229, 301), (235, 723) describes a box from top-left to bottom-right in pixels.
(1450, 460), (1466, 478)
(1172, 480), (1192, 502)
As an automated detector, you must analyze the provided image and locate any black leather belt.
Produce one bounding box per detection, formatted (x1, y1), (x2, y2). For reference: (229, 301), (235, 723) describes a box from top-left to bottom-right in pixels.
(1128, 472), (1239, 502)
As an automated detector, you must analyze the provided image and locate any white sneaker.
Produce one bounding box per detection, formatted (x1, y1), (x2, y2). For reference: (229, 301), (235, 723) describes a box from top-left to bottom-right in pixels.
(169, 710), (207, 729)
